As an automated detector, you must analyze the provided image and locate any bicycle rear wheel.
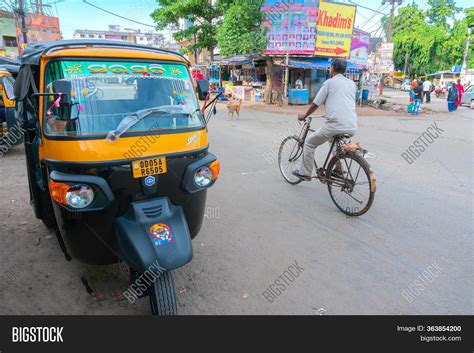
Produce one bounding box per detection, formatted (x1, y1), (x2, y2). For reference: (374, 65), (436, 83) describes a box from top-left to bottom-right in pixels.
(327, 153), (375, 216)
(278, 136), (304, 185)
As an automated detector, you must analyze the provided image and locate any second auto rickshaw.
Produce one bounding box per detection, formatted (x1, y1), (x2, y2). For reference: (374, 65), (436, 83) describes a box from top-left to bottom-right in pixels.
(0, 60), (21, 149)
(14, 40), (220, 315)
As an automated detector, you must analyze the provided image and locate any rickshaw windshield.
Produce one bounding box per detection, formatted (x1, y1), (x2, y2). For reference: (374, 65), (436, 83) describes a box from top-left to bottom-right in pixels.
(43, 60), (203, 138)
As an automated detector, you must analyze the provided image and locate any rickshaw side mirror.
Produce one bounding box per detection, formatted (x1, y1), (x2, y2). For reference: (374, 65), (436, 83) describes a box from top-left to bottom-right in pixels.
(197, 80), (209, 101)
(52, 80), (73, 120)
(52, 80), (72, 104)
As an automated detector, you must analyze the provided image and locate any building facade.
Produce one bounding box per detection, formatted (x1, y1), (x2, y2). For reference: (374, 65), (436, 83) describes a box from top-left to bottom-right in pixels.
(0, 11), (19, 59)
(73, 25), (169, 49)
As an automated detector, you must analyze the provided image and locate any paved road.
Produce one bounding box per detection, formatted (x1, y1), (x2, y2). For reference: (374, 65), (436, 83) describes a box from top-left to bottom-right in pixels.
(0, 106), (472, 314)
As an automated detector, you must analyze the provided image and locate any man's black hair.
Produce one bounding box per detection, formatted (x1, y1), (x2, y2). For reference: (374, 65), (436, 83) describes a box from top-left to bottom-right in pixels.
(331, 58), (347, 74)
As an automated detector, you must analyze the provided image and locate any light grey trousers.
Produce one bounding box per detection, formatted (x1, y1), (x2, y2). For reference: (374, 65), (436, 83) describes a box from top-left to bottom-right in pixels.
(299, 125), (357, 176)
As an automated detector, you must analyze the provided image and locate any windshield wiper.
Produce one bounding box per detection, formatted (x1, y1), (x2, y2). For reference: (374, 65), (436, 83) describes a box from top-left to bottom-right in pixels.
(106, 105), (189, 142)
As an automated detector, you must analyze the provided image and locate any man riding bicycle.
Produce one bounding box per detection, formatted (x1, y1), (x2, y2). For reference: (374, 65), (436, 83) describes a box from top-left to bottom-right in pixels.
(292, 59), (357, 181)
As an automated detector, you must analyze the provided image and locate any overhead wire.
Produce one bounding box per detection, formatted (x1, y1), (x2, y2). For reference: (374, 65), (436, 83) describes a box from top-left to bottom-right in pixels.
(81, 0), (156, 28)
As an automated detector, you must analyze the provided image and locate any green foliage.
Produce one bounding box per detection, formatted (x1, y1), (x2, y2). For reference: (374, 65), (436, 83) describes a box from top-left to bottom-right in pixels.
(465, 7), (474, 67)
(151, 0), (230, 56)
(392, 2), (471, 75)
(426, 0), (461, 26)
(216, 0), (268, 56)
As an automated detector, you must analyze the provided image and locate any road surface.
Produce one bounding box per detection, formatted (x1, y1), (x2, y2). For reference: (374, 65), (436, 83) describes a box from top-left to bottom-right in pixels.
(0, 105), (472, 315)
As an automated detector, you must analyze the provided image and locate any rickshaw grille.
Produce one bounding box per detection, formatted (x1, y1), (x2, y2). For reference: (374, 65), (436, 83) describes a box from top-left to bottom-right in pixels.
(142, 205), (163, 218)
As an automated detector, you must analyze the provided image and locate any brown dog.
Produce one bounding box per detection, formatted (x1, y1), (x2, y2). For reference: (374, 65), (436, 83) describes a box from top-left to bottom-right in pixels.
(227, 99), (242, 119)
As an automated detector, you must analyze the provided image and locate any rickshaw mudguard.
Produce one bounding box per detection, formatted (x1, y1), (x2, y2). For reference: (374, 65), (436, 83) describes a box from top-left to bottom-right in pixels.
(114, 197), (193, 273)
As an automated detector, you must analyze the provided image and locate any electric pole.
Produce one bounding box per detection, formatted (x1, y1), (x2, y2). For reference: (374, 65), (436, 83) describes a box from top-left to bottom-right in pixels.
(382, 0), (402, 42)
(15, 0), (29, 48)
(379, 0), (401, 95)
(461, 27), (472, 80)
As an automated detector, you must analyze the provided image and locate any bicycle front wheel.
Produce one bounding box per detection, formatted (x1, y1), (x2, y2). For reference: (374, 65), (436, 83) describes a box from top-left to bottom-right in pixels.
(327, 153), (375, 216)
(278, 136), (304, 185)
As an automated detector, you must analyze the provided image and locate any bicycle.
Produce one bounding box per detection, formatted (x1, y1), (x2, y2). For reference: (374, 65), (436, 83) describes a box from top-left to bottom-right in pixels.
(278, 116), (376, 217)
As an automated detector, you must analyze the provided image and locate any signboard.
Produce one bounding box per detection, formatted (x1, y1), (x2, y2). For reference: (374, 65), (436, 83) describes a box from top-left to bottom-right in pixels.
(375, 42), (394, 73)
(16, 14), (61, 55)
(261, 0), (319, 55)
(451, 65), (462, 73)
(349, 28), (370, 67)
(315, 1), (356, 57)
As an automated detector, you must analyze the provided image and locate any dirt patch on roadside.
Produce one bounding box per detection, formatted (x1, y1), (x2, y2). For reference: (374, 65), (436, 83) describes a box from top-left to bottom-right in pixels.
(239, 101), (413, 117)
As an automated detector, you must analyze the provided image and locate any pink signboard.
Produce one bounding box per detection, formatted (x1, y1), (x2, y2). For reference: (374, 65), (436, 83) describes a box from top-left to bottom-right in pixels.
(349, 28), (370, 67)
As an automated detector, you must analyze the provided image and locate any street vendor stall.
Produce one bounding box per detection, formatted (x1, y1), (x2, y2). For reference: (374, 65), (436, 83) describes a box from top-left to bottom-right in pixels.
(281, 58), (364, 105)
(218, 55), (265, 102)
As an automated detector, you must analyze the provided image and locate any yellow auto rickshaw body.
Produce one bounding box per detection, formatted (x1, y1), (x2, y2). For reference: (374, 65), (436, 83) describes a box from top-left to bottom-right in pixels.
(37, 46), (209, 164)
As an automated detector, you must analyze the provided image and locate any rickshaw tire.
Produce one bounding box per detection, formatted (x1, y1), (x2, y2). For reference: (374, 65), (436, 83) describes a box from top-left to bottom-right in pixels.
(149, 271), (177, 316)
(41, 216), (56, 229)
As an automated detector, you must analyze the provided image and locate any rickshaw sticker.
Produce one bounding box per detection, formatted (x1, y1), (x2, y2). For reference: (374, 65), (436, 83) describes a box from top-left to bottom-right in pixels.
(170, 67), (183, 77)
(64, 64), (83, 75)
(150, 224), (175, 246)
(60, 61), (189, 80)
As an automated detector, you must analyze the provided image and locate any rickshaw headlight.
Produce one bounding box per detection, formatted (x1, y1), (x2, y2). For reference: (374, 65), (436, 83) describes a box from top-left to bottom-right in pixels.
(65, 185), (94, 209)
(194, 167), (213, 187)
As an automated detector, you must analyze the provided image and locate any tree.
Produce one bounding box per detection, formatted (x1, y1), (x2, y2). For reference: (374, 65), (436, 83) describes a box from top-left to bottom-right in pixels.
(465, 7), (474, 68)
(216, 0), (268, 56)
(392, 4), (442, 75)
(151, 0), (231, 60)
(426, 0), (460, 26)
(390, 2), (471, 76)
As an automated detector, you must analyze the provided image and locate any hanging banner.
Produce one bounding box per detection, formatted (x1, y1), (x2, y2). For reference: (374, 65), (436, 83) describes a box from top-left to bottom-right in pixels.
(261, 0), (319, 56)
(349, 28), (370, 67)
(375, 42), (394, 73)
(314, 1), (356, 57)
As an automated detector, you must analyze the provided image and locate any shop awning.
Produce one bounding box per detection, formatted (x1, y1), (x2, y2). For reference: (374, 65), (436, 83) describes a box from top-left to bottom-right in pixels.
(220, 54), (256, 66)
(287, 58), (364, 71)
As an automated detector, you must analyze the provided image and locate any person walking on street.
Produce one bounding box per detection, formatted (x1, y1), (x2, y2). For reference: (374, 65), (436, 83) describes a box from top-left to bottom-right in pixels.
(291, 59), (357, 181)
(447, 82), (458, 112)
(454, 79), (464, 110)
(412, 82), (423, 115)
(422, 79), (433, 103)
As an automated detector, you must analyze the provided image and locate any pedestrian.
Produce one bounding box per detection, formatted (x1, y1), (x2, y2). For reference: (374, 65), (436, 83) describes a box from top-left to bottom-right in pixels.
(407, 81), (417, 113)
(454, 79), (464, 110)
(440, 81), (447, 97)
(411, 81), (423, 116)
(422, 79), (433, 103)
(379, 74), (386, 96)
(447, 82), (458, 112)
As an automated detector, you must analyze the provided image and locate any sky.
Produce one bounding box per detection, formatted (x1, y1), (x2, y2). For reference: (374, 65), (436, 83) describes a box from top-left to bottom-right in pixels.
(50, 0), (474, 40)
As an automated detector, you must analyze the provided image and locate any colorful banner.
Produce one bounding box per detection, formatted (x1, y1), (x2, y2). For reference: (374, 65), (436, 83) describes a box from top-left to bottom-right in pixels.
(314, 1), (356, 57)
(261, 0), (319, 55)
(59, 61), (189, 80)
(16, 14), (61, 55)
(375, 43), (394, 73)
(349, 28), (370, 67)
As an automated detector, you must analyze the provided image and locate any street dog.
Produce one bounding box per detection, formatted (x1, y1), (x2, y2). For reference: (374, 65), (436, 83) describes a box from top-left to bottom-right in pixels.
(227, 99), (242, 119)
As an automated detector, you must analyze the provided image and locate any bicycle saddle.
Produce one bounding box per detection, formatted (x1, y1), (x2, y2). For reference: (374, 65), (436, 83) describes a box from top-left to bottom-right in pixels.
(334, 134), (352, 139)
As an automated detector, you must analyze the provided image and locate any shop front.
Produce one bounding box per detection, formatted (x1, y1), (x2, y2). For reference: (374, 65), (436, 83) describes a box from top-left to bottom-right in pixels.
(218, 55), (266, 102)
(280, 57), (364, 105)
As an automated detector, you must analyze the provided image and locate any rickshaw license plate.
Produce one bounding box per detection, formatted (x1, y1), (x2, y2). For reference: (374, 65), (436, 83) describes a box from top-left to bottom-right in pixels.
(131, 158), (167, 178)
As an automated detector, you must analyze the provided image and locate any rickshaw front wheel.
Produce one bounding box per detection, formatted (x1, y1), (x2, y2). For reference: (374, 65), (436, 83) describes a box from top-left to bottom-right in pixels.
(150, 271), (177, 315)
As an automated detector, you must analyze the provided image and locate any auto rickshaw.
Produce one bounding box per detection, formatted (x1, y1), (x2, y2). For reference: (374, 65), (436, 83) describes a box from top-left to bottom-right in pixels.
(14, 40), (220, 315)
(0, 61), (21, 148)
